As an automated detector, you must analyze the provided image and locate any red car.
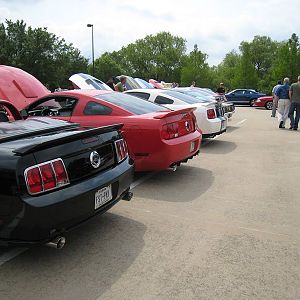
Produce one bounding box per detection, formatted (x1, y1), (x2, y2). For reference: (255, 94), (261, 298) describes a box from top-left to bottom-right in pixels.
(25, 91), (201, 171)
(0, 65), (49, 110)
(1, 65), (201, 172)
(253, 96), (273, 110)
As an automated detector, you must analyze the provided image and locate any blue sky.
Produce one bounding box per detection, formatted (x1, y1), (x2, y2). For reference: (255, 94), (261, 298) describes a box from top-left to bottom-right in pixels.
(1, 0), (299, 65)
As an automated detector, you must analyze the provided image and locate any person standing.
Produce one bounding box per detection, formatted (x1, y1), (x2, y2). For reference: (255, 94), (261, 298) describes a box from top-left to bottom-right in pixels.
(114, 76), (127, 92)
(288, 75), (300, 130)
(275, 77), (290, 128)
(216, 83), (225, 94)
(271, 80), (282, 117)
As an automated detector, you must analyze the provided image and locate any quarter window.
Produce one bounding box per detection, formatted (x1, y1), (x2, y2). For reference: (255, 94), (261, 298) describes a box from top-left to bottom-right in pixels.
(154, 96), (174, 105)
(84, 101), (112, 115)
(128, 92), (150, 100)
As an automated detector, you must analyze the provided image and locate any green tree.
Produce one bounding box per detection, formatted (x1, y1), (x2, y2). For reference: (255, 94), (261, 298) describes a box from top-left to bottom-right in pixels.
(0, 19), (88, 90)
(180, 44), (211, 87)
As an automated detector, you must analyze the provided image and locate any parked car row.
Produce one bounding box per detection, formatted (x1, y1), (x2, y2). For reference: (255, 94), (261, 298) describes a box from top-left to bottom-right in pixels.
(0, 65), (205, 247)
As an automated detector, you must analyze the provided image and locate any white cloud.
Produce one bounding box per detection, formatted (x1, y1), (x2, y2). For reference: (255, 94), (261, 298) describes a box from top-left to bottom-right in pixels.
(1, 0), (299, 65)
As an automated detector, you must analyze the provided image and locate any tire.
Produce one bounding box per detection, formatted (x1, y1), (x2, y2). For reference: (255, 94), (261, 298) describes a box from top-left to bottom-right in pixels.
(250, 99), (256, 107)
(265, 101), (273, 110)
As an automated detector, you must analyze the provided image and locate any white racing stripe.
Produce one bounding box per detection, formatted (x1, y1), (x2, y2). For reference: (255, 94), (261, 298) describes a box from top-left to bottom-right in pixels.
(0, 247), (27, 267)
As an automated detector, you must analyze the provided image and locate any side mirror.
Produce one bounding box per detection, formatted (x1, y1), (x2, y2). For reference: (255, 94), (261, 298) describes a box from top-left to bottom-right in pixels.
(231, 92), (235, 96)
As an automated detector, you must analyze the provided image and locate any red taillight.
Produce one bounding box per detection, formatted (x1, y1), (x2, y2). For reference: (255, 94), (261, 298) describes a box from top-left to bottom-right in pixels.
(162, 123), (179, 140)
(26, 167), (43, 194)
(115, 139), (128, 163)
(52, 159), (69, 186)
(207, 109), (216, 119)
(25, 158), (69, 195)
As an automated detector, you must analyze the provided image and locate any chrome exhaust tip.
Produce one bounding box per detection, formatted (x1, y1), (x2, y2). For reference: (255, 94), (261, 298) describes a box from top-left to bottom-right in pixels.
(46, 236), (66, 249)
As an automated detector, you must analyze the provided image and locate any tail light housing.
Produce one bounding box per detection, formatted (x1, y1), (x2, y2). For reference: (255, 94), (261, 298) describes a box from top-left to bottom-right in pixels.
(24, 158), (69, 195)
(207, 109), (216, 119)
(114, 139), (128, 163)
(162, 117), (195, 140)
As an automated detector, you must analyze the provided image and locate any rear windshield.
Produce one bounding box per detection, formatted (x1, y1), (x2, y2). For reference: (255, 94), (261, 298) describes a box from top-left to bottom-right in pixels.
(161, 90), (206, 104)
(177, 90), (213, 102)
(95, 93), (169, 115)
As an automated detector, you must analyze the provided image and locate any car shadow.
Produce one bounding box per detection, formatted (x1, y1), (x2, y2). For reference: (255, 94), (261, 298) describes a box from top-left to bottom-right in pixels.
(134, 165), (214, 203)
(201, 139), (237, 155)
(0, 213), (146, 300)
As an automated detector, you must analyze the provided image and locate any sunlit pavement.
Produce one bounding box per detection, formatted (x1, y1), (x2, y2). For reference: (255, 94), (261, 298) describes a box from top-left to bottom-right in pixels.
(0, 107), (299, 300)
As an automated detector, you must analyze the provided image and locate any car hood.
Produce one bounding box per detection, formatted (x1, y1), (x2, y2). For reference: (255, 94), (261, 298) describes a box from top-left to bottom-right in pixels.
(69, 73), (112, 91)
(0, 65), (49, 110)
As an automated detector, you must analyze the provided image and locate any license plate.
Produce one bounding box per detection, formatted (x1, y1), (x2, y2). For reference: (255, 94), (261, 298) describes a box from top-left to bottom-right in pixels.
(94, 185), (112, 210)
(190, 141), (196, 152)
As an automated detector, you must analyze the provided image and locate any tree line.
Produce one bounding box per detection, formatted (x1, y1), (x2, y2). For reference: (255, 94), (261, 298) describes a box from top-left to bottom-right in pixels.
(1, 20), (299, 94)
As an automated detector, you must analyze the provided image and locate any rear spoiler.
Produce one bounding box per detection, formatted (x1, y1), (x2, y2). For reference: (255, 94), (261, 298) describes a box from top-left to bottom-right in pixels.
(13, 123), (123, 155)
(153, 107), (197, 119)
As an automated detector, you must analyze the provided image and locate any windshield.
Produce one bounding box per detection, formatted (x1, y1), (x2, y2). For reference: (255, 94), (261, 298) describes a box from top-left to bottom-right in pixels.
(86, 78), (112, 91)
(161, 90), (207, 104)
(176, 90), (214, 102)
(95, 93), (169, 115)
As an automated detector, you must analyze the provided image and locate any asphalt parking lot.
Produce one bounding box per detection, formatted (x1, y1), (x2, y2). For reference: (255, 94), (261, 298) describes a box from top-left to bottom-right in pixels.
(0, 106), (299, 300)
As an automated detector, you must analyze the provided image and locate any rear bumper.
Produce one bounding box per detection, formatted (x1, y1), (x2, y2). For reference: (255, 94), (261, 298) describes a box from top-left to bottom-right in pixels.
(0, 158), (134, 246)
(134, 131), (202, 171)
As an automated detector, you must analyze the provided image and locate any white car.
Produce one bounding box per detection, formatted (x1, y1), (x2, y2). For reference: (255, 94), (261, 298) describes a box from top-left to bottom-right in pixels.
(69, 73), (112, 90)
(125, 89), (227, 138)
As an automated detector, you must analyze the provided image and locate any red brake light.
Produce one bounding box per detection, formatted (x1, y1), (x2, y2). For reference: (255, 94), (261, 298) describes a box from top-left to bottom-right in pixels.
(207, 109), (216, 119)
(26, 167), (43, 194)
(40, 163), (56, 190)
(25, 158), (69, 195)
(52, 159), (69, 186)
(115, 139), (128, 163)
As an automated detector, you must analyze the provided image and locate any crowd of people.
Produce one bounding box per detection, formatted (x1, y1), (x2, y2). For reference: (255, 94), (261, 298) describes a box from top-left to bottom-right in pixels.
(272, 76), (300, 130)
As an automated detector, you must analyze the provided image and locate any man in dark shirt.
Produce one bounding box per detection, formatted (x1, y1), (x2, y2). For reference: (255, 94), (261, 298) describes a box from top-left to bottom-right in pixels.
(288, 75), (300, 130)
(275, 77), (290, 128)
(216, 83), (225, 94)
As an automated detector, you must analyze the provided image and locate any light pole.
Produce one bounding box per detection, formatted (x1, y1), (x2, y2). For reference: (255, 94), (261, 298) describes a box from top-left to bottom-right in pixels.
(87, 23), (95, 76)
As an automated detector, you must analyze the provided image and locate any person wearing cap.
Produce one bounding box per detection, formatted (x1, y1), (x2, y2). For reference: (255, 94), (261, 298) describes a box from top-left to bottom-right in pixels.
(275, 77), (290, 128)
(216, 83), (225, 94)
(288, 75), (300, 130)
(114, 76), (127, 92)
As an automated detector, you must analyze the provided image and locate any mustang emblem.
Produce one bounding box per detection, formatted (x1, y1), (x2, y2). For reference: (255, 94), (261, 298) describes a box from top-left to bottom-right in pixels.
(90, 151), (101, 169)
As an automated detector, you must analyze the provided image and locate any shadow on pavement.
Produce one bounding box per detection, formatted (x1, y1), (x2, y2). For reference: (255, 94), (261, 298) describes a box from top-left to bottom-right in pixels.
(134, 165), (214, 202)
(201, 140), (237, 155)
(0, 213), (146, 300)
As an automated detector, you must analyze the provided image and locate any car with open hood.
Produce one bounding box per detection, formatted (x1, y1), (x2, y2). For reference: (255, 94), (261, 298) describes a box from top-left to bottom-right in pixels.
(0, 100), (134, 247)
(125, 89), (227, 138)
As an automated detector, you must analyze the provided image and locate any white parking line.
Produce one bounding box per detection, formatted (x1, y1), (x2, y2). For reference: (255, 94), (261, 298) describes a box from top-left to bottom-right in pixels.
(0, 247), (27, 267)
(235, 119), (247, 126)
(130, 172), (156, 189)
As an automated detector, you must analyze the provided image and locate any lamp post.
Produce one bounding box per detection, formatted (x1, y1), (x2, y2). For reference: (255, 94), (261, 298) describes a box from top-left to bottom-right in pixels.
(87, 23), (95, 76)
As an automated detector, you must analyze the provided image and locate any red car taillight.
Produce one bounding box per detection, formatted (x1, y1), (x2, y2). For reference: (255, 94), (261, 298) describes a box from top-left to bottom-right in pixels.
(162, 123), (179, 140)
(25, 158), (69, 195)
(114, 139), (128, 163)
(207, 109), (216, 119)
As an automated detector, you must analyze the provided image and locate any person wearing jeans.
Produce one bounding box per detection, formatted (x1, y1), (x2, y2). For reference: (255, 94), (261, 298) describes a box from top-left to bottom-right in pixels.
(275, 77), (290, 128)
(289, 75), (300, 130)
(271, 80), (282, 117)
